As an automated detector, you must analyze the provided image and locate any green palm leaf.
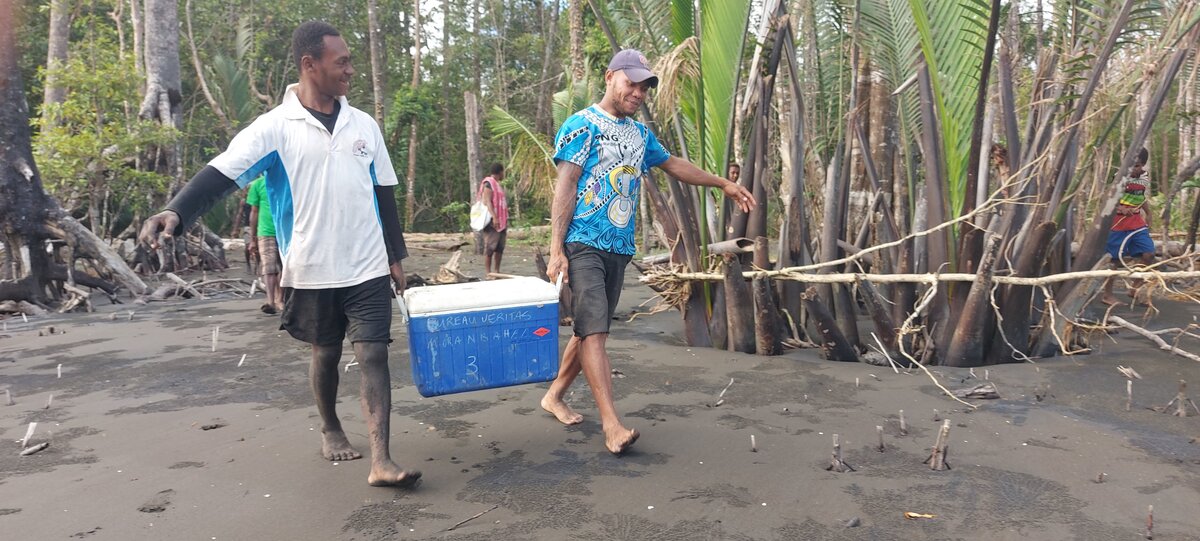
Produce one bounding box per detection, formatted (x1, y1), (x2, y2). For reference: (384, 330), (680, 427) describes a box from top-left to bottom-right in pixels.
(486, 106), (556, 204)
(486, 106), (554, 163)
(807, 0), (853, 162)
(697, 0), (750, 174)
(859, 0), (922, 165)
(907, 0), (990, 218)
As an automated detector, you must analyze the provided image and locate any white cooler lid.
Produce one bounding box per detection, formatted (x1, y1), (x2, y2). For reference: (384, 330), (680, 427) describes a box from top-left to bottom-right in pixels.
(403, 276), (560, 316)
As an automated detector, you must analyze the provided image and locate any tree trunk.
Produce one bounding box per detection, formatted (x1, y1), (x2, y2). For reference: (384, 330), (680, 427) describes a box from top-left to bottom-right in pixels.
(723, 254), (756, 354)
(535, 0), (559, 136)
(130, 0), (144, 77)
(42, 0), (70, 128)
(368, 0), (387, 127)
(867, 66), (892, 207)
(1, 2), (148, 302)
(471, 0), (481, 94)
(465, 90), (483, 253)
(753, 276), (783, 356)
(140, 0), (184, 190)
(802, 287), (858, 362)
(1, 3), (54, 303)
(404, 0), (422, 229)
(440, 0), (454, 204)
(943, 229), (1002, 367)
(988, 222), (1056, 363)
(568, 0), (584, 81)
(916, 62), (952, 361)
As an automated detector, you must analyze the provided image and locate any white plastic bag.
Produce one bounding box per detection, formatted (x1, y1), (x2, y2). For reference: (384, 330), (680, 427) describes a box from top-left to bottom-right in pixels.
(469, 200), (491, 232)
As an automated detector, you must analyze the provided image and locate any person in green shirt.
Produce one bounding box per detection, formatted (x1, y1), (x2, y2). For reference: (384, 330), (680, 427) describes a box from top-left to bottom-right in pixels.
(247, 176), (283, 314)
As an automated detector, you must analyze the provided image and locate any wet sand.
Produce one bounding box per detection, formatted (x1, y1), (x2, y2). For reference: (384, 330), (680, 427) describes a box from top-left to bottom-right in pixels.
(2, 246), (1199, 540)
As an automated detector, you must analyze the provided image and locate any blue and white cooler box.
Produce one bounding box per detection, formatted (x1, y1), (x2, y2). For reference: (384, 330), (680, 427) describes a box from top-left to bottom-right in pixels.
(402, 276), (561, 397)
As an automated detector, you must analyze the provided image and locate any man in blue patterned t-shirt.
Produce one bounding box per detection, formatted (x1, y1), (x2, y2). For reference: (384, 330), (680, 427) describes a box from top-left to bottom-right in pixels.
(541, 49), (757, 455)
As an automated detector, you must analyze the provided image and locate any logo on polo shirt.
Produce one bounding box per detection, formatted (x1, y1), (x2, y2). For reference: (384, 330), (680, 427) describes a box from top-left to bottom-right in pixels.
(352, 139), (369, 158)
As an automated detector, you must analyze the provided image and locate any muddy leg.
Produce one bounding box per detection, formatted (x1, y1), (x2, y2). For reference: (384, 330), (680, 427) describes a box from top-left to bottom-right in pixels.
(1102, 260), (1120, 305)
(264, 273), (283, 310)
(354, 341), (420, 487)
(311, 343), (361, 461)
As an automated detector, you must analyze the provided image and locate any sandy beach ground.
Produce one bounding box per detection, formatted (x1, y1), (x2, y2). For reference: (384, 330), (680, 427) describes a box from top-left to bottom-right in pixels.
(2, 245), (1199, 540)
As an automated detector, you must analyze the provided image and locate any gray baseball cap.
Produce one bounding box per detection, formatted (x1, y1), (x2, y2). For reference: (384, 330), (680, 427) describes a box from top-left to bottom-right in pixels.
(607, 49), (659, 88)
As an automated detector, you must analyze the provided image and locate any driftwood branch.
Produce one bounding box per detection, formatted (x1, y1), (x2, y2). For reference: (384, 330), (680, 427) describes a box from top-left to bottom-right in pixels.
(1109, 316), (1200, 363)
(642, 268), (1200, 288)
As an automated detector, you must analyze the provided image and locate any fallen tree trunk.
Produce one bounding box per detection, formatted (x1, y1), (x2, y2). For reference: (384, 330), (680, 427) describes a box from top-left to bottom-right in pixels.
(44, 212), (148, 295)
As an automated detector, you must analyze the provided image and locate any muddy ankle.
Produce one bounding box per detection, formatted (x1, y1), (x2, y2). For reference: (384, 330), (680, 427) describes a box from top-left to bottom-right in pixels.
(321, 430), (362, 461)
(367, 462), (422, 487)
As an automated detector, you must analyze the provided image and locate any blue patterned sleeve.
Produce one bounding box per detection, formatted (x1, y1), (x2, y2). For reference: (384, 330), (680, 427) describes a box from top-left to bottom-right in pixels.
(642, 128), (671, 171)
(553, 114), (593, 167)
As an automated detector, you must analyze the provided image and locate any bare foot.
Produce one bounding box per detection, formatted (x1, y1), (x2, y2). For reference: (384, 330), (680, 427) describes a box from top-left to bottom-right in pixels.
(604, 427), (639, 455)
(1101, 295), (1120, 306)
(367, 461), (422, 487)
(321, 430), (362, 461)
(541, 394), (583, 425)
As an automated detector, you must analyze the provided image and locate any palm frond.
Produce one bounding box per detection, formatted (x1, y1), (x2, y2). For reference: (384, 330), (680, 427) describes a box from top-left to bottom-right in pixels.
(670, 0), (695, 46)
(697, 0), (750, 173)
(652, 36), (700, 127)
(235, 17), (254, 61)
(805, 0), (853, 162)
(552, 57), (599, 129)
(486, 106), (554, 163)
(860, 0), (919, 89)
(486, 106), (556, 204)
(211, 55), (256, 127)
(607, 0), (672, 54)
(907, 0), (990, 218)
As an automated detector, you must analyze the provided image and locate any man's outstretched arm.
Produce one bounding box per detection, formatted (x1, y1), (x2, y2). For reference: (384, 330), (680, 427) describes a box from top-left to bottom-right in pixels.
(140, 166), (239, 249)
(657, 156), (757, 213)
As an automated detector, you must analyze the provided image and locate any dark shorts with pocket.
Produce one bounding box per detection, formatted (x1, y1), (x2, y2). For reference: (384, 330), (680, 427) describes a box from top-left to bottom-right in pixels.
(482, 224), (507, 255)
(280, 275), (392, 345)
(565, 242), (631, 338)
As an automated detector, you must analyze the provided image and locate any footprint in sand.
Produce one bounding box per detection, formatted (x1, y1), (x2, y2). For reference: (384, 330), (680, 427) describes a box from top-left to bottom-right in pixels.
(138, 489), (175, 513)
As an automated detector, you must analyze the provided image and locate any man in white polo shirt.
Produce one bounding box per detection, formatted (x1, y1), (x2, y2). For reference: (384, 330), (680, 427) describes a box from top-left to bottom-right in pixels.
(139, 21), (419, 488)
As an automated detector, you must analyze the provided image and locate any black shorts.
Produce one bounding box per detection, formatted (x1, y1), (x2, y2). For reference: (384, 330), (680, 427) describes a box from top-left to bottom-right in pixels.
(483, 224), (507, 255)
(280, 275), (393, 345)
(565, 242), (630, 338)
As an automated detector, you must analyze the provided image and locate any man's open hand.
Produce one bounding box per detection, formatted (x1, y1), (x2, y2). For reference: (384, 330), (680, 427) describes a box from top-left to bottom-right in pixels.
(723, 182), (757, 213)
